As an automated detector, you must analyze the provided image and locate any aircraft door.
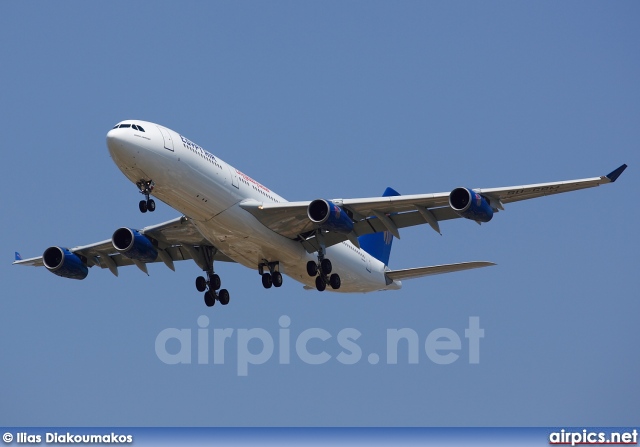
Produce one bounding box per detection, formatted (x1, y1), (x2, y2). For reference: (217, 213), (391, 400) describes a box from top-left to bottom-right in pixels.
(228, 165), (239, 189)
(157, 126), (174, 151)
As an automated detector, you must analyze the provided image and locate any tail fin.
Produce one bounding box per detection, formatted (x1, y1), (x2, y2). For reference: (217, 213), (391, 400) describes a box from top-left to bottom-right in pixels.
(358, 187), (400, 266)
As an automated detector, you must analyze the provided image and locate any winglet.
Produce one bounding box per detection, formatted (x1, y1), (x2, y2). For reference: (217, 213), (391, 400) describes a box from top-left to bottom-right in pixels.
(605, 164), (627, 183)
(15, 252), (22, 261)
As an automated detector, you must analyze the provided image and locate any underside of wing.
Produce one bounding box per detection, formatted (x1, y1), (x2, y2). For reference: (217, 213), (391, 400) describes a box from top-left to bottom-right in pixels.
(239, 197), (456, 253)
(386, 261), (496, 281)
(479, 164), (626, 205)
(13, 216), (234, 278)
(240, 164), (627, 254)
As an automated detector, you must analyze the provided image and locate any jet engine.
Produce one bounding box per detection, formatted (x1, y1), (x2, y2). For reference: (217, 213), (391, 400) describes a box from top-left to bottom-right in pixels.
(112, 227), (158, 262)
(307, 199), (354, 234)
(449, 188), (494, 222)
(42, 246), (89, 280)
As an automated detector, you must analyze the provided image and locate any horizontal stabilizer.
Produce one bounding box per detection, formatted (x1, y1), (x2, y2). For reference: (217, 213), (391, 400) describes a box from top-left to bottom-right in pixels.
(386, 261), (495, 281)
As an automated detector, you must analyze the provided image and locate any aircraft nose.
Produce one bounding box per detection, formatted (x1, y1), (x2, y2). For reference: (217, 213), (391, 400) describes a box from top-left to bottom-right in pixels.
(106, 128), (119, 146)
(106, 126), (138, 169)
(107, 128), (127, 154)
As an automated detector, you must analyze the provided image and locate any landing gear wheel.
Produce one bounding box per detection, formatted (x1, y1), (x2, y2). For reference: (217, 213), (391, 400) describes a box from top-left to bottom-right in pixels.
(272, 271), (283, 287)
(315, 275), (326, 292)
(199, 246), (227, 308)
(218, 289), (230, 305)
(306, 261), (318, 277)
(211, 274), (221, 290)
(136, 180), (155, 213)
(195, 276), (207, 292)
(262, 273), (273, 289)
(204, 291), (216, 307)
(329, 273), (341, 290)
(320, 258), (332, 275)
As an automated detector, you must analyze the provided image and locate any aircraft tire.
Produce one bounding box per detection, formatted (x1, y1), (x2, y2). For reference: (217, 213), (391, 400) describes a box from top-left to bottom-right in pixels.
(262, 273), (273, 289)
(204, 291), (216, 307)
(211, 274), (221, 290)
(329, 273), (341, 290)
(272, 271), (283, 287)
(196, 276), (207, 292)
(320, 258), (332, 275)
(315, 276), (326, 292)
(306, 261), (318, 277)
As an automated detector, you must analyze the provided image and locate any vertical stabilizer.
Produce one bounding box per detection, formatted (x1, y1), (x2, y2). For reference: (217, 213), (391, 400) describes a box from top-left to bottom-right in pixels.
(358, 187), (400, 266)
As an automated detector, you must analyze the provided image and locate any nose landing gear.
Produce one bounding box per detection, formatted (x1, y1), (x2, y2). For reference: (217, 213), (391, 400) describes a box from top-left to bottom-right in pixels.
(259, 260), (283, 289)
(136, 179), (156, 213)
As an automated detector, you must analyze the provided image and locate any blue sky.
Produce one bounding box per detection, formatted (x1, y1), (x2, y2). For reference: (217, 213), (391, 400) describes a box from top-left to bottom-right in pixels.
(1, 1), (638, 427)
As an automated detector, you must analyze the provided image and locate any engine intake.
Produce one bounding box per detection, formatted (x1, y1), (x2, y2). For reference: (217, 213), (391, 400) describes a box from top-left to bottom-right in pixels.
(308, 199), (354, 234)
(112, 227), (158, 262)
(449, 187), (494, 222)
(42, 246), (88, 280)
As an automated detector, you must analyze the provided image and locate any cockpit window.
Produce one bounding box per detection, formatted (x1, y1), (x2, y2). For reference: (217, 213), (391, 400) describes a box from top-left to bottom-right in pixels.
(113, 123), (145, 131)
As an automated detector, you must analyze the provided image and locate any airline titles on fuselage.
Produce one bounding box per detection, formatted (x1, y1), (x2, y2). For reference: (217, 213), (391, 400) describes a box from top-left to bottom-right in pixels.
(236, 169), (271, 193)
(180, 135), (223, 169)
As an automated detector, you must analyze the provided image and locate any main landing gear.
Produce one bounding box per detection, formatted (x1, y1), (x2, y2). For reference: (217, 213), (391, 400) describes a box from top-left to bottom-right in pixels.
(259, 260), (283, 289)
(196, 246), (230, 307)
(136, 179), (156, 213)
(306, 243), (341, 292)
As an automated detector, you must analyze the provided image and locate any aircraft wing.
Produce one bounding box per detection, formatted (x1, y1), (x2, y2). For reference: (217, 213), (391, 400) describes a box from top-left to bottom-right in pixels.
(475, 163), (628, 205)
(13, 216), (234, 276)
(240, 164), (627, 252)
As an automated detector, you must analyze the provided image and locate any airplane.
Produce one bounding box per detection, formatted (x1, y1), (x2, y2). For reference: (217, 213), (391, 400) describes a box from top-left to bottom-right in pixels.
(14, 120), (627, 308)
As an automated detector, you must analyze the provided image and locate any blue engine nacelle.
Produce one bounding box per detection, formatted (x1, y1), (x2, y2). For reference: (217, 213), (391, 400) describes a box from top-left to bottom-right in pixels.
(112, 227), (158, 262)
(42, 246), (89, 280)
(307, 199), (354, 234)
(449, 187), (494, 223)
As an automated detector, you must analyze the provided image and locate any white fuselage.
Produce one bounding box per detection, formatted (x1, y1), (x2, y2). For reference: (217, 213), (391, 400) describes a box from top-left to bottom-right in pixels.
(106, 120), (401, 293)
